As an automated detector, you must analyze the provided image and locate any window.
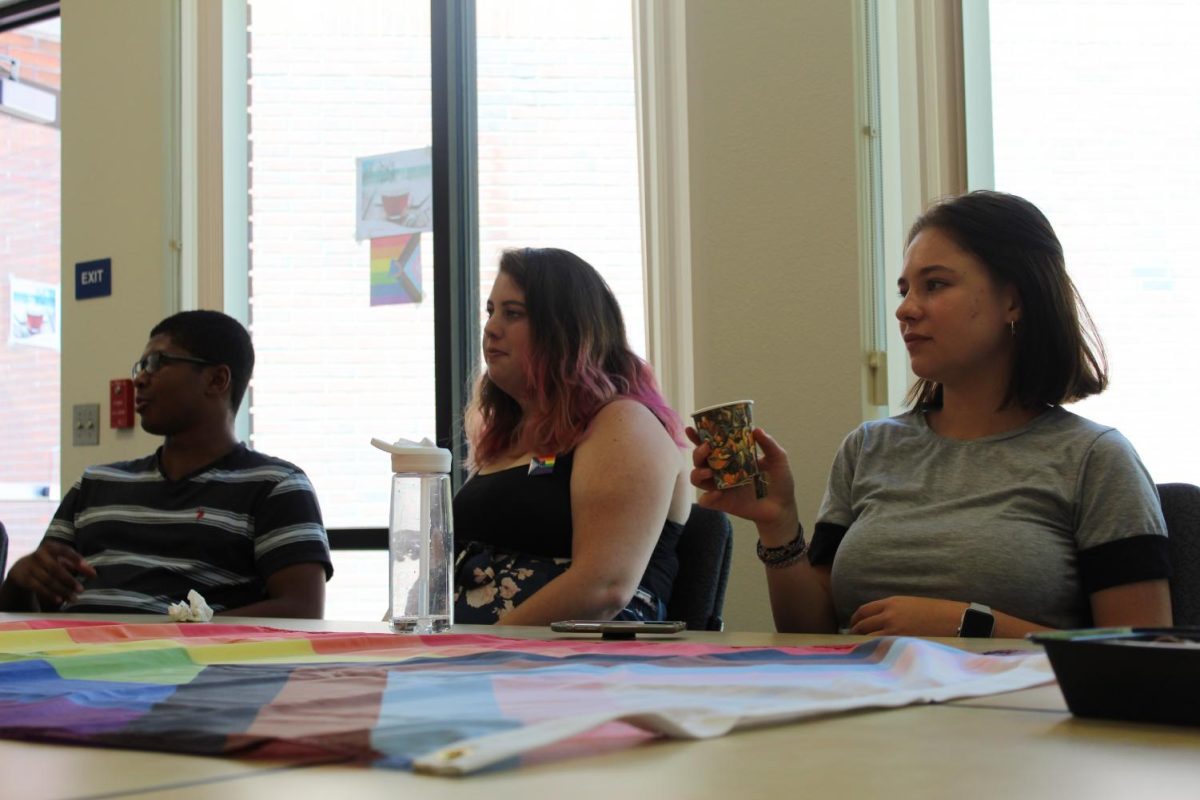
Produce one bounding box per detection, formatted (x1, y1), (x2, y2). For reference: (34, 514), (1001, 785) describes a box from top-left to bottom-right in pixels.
(244, 1), (646, 618)
(475, 3), (645, 356)
(0, 15), (60, 565)
(246, 0), (435, 527)
(982, 0), (1200, 482)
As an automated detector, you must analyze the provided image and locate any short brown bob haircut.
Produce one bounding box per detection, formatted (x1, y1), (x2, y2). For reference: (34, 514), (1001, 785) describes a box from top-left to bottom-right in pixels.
(905, 190), (1107, 410)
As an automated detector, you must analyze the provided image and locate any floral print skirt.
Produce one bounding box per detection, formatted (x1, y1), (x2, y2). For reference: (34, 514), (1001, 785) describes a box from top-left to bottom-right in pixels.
(453, 541), (666, 624)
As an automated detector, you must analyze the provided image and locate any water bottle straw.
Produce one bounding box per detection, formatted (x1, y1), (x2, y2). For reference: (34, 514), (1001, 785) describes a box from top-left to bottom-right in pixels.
(419, 475), (431, 619)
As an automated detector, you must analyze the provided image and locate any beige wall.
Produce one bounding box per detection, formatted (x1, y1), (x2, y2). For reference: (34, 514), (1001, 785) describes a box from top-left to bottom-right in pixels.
(57, 0), (870, 631)
(686, 1), (868, 630)
(60, 0), (177, 484)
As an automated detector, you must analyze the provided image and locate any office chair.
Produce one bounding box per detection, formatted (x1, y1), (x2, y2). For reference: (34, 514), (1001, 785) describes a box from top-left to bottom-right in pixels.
(666, 504), (733, 631)
(1157, 483), (1200, 627)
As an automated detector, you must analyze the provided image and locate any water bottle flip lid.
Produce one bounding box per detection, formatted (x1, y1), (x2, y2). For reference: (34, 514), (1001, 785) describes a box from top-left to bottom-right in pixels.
(371, 437), (453, 474)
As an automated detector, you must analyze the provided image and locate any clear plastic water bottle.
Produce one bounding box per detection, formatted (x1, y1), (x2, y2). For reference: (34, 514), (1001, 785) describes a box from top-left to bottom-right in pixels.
(371, 437), (453, 633)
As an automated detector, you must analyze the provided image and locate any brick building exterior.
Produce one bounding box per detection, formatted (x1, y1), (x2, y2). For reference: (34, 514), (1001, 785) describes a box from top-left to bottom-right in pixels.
(1, 23), (61, 564)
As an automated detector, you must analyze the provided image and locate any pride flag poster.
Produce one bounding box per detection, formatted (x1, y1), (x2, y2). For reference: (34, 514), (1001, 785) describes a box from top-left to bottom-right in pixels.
(0, 621), (1052, 776)
(370, 234), (422, 306)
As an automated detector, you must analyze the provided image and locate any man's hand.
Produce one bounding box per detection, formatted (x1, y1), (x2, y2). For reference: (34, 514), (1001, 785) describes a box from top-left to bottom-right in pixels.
(6, 541), (97, 608)
(848, 596), (967, 636)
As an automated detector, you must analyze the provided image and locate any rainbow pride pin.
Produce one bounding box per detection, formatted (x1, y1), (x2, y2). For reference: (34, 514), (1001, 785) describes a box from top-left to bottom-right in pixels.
(528, 454), (556, 476)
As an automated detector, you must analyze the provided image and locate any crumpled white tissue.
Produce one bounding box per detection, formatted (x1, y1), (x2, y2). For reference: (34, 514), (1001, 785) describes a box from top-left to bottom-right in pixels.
(167, 589), (214, 622)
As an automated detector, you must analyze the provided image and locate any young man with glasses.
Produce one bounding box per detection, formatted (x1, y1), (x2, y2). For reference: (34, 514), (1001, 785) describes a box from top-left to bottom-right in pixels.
(0, 311), (332, 618)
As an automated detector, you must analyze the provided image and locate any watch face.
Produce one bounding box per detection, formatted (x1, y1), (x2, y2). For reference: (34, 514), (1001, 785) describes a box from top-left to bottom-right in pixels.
(960, 607), (995, 638)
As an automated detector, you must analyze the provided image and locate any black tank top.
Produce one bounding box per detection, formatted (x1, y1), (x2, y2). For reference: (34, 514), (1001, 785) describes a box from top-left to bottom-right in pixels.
(453, 450), (682, 603)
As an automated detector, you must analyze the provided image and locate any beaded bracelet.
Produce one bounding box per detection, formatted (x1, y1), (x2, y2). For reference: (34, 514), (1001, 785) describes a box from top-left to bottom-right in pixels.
(756, 524), (808, 569)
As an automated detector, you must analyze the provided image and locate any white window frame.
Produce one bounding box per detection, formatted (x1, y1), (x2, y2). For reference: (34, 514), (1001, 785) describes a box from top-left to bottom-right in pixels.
(181, 0), (250, 440)
(633, 0), (693, 419)
(875, 0), (969, 413)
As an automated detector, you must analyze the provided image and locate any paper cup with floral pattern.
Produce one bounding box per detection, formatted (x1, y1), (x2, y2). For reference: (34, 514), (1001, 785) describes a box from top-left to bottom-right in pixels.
(691, 400), (764, 496)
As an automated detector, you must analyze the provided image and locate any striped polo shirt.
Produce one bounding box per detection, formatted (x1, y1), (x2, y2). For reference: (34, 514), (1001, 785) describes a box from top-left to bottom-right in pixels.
(45, 444), (332, 614)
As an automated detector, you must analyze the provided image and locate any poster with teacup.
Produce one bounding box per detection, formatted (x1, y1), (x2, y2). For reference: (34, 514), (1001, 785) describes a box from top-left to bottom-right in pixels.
(355, 147), (433, 241)
(8, 275), (60, 350)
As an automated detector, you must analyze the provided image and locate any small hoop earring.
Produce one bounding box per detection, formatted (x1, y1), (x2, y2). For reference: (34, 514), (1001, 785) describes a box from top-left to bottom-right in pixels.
(1010, 320), (1017, 337)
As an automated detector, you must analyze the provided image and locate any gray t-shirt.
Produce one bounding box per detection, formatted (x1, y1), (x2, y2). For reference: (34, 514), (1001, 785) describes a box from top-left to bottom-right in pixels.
(813, 407), (1168, 630)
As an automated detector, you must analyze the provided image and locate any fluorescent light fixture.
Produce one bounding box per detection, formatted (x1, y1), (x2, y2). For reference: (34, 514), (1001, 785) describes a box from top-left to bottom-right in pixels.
(0, 77), (58, 125)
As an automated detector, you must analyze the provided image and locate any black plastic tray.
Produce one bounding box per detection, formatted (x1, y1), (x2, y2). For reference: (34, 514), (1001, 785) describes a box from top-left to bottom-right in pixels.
(1030, 627), (1200, 727)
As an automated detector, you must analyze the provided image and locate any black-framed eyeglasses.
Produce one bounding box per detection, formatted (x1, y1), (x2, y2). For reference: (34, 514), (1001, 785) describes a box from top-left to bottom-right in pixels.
(131, 351), (216, 380)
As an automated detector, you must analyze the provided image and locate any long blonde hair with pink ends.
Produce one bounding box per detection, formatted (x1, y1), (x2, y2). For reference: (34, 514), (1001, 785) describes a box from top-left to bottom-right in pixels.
(465, 248), (682, 468)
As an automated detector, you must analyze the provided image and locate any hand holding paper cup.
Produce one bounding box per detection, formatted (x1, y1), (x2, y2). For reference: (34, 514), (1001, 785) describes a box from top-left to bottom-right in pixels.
(691, 400), (767, 498)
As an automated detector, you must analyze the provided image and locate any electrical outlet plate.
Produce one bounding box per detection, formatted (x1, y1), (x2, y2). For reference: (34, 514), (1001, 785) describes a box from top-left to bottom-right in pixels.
(72, 403), (100, 446)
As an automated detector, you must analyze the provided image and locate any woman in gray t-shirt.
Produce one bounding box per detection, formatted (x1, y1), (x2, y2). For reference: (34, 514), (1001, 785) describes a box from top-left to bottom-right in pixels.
(689, 191), (1172, 637)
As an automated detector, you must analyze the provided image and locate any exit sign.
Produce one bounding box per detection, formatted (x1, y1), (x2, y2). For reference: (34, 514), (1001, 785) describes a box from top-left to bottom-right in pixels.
(75, 258), (112, 300)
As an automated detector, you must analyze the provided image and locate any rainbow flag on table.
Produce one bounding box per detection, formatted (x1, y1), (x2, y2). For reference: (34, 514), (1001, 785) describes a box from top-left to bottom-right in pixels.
(0, 621), (1052, 776)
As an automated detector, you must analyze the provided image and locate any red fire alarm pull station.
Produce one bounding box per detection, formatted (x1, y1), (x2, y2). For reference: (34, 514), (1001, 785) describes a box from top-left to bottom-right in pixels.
(110, 378), (135, 428)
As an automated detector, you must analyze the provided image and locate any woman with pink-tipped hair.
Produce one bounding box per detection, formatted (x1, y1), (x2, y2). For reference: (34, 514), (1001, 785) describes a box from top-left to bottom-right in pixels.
(453, 247), (691, 625)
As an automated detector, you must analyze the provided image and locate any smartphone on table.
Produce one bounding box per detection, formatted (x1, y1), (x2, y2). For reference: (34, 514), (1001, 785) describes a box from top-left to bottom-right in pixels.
(549, 620), (686, 639)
